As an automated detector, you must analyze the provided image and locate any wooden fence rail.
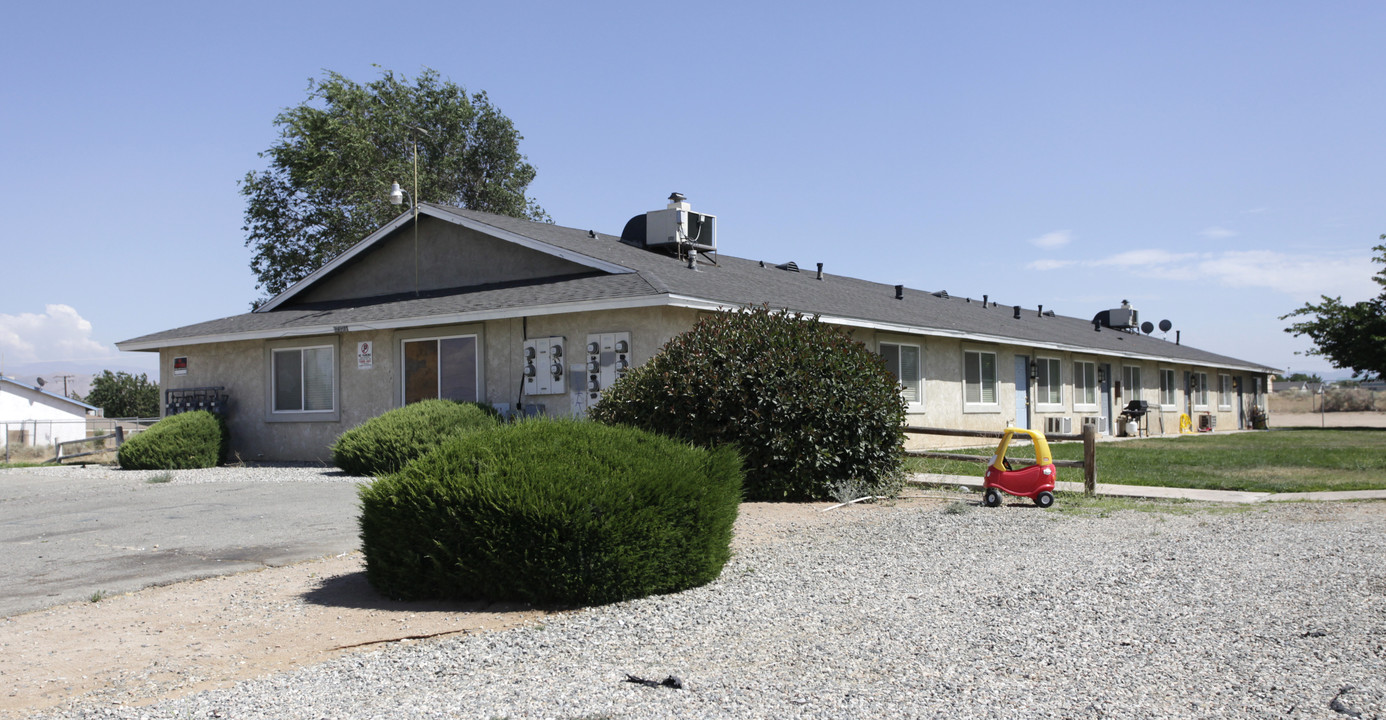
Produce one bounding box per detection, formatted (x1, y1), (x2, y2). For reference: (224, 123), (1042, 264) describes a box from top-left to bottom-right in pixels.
(52, 427), (124, 464)
(903, 425), (1098, 495)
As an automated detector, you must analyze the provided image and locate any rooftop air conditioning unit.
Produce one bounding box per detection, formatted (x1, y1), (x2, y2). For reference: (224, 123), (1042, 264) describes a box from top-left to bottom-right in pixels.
(644, 193), (716, 252)
(1108, 300), (1139, 329)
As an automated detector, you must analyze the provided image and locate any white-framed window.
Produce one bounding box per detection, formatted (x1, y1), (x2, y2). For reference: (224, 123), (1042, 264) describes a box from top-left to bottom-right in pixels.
(1122, 365), (1142, 402)
(403, 335), (480, 404)
(1035, 357), (1062, 408)
(1159, 368), (1177, 409)
(1218, 374), (1233, 410)
(964, 350), (998, 410)
(1192, 371), (1210, 410)
(1074, 360), (1097, 408)
(272, 345), (335, 413)
(880, 341), (923, 409)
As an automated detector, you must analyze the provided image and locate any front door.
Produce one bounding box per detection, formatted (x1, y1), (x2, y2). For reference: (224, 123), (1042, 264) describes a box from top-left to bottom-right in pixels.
(1099, 363), (1113, 435)
(1014, 355), (1030, 429)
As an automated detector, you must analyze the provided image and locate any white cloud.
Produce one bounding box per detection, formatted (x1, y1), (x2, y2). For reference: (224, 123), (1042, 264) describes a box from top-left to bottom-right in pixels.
(1029, 230), (1073, 249)
(1025, 247), (1378, 303)
(0, 305), (113, 365)
(1027, 259), (1077, 271)
(1200, 226), (1237, 239)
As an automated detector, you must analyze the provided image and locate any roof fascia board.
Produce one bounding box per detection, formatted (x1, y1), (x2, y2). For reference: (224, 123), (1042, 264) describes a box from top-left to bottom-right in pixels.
(257, 206), (633, 313)
(120, 291), (1274, 375)
(660, 296), (1275, 374)
(115, 295), (676, 352)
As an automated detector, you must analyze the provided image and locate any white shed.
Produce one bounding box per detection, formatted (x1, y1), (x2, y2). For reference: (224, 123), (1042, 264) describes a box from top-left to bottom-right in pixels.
(0, 376), (100, 449)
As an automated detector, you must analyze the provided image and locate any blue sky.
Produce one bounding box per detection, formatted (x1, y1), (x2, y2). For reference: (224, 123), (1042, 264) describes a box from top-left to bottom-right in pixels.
(2, 1), (1382, 381)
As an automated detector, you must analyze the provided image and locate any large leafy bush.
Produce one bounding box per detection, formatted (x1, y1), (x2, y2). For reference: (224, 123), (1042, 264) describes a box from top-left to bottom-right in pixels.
(359, 419), (742, 606)
(590, 305), (906, 501)
(117, 411), (227, 470)
(332, 400), (498, 476)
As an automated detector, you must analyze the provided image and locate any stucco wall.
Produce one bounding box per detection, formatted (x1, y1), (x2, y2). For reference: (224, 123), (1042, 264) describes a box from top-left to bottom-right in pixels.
(158, 308), (1272, 462)
(297, 217), (588, 305)
(158, 306), (699, 462)
(0, 387), (90, 447)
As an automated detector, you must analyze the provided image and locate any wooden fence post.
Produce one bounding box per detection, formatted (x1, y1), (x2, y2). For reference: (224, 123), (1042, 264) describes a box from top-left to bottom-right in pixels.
(1083, 424), (1097, 496)
(115, 426), (125, 447)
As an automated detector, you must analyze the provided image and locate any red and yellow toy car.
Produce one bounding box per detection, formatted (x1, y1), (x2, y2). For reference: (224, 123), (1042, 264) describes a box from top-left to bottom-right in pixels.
(982, 427), (1057, 508)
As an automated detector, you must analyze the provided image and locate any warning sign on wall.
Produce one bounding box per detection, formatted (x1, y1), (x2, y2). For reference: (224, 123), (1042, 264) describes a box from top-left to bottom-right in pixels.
(357, 341), (373, 370)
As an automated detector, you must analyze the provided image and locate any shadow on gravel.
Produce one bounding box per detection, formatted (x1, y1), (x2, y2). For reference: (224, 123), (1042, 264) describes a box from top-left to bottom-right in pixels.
(302, 570), (531, 615)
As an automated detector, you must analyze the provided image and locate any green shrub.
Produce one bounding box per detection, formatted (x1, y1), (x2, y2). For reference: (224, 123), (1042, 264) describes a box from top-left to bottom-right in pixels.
(117, 411), (227, 470)
(359, 418), (743, 606)
(332, 399), (499, 476)
(590, 305), (907, 501)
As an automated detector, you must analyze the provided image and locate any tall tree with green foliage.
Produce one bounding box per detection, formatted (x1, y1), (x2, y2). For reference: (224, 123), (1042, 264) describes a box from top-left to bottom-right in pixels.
(85, 371), (159, 418)
(1281, 239), (1386, 381)
(241, 67), (548, 301)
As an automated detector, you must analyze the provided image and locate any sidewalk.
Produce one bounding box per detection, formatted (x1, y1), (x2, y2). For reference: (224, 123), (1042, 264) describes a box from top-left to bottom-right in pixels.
(908, 473), (1386, 505)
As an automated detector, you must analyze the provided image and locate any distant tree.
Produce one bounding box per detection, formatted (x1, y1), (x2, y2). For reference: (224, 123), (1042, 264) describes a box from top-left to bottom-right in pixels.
(85, 371), (159, 418)
(1283, 372), (1324, 383)
(241, 67), (548, 302)
(1281, 239), (1386, 381)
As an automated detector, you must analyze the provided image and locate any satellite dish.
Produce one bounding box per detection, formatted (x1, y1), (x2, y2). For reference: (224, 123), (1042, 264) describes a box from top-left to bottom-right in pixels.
(1158, 319), (1173, 333)
(35, 377), (46, 387)
(1141, 321), (1155, 335)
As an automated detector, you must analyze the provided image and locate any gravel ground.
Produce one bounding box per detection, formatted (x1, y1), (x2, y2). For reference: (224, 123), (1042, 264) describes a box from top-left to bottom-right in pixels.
(34, 499), (1386, 720)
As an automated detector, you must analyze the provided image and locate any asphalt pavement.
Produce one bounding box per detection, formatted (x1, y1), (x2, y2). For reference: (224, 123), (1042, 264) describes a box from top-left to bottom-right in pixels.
(0, 466), (364, 617)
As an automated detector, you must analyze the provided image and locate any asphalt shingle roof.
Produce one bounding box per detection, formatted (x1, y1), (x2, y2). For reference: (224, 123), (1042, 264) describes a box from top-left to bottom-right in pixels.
(119, 203), (1276, 373)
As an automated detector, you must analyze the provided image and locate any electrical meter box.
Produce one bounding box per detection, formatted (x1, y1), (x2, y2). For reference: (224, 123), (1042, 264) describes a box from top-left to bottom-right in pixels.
(585, 331), (631, 404)
(522, 336), (566, 396)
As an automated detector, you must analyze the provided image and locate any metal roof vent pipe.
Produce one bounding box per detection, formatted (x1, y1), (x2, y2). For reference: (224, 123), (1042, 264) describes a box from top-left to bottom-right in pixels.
(816, 262), (823, 280)
(687, 248), (699, 271)
(895, 285), (904, 300)
(983, 294), (988, 307)
(1013, 305), (1021, 319)
(1176, 330), (1181, 345)
(1037, 304), (1044, 317)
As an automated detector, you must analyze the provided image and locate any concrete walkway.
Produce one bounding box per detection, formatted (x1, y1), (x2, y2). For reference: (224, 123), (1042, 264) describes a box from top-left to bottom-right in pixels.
(909, 473), (1386, 504)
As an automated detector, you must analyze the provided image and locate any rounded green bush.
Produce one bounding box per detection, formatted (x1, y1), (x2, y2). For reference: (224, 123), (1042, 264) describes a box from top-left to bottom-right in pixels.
(358, 418), (743, 606)
(117, 411), (228, 470)
(590, 305), (907, 501)
(332, 399), (499, 476)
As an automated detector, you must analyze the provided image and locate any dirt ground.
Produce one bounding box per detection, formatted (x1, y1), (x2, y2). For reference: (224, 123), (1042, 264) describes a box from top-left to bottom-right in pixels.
(0, 500), (892, 718)
(1272, 411), (1386, 428)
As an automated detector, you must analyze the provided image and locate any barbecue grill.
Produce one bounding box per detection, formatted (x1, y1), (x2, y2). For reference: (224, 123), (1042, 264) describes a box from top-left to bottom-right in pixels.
(1119, 400), (1150, 437)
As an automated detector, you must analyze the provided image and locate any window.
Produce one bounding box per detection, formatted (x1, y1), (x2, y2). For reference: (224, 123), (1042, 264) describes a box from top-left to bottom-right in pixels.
(1219, 374), (1232, 410)
(1122, 365), (1142, 401)
(1035, 357), (1062, 407)
(964, 350), (997, 407)
(1192, 371), (1209, 409)
(1074, 361), (1097, 407)
(1159, 368), (1176, 408)
(273, 346), (334, 413)
(880, 341), (923, 407)
(403, 335), (479, 404)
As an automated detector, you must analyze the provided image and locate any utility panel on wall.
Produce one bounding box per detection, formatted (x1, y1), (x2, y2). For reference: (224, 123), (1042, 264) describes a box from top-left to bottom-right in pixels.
(585, 332), (631, 404)
(522, 336), (566, 396)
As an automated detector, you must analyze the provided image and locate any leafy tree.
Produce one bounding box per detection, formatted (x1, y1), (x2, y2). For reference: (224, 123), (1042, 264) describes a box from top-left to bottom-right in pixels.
(241, 67), (548, 301)
(1283, 372), (1323, 383)
(85, 371), (159, 418)
(1281, 239), (1386, 381)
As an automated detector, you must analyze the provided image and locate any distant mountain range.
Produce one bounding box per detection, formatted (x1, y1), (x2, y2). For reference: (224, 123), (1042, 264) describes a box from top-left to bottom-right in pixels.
(0, 360), (159, 401)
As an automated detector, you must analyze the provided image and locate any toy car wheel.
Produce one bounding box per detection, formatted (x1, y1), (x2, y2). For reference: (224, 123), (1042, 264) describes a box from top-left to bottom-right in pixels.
(1035, 491), (1054, 508)
(983, 488), (1002, 507)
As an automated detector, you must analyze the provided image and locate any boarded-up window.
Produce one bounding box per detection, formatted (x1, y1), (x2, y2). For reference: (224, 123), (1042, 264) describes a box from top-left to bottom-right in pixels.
(403, 336), (478, 404)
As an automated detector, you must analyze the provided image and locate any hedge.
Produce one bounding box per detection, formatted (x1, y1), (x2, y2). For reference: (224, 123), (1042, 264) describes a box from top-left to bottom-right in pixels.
(359, 418), (743, 606)
(117, 410), (227, 470)
(332, 400), (499, 476)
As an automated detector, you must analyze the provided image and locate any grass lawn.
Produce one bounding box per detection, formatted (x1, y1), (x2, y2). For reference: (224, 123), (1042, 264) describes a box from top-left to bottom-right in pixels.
(903, 428), (1386, 494)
